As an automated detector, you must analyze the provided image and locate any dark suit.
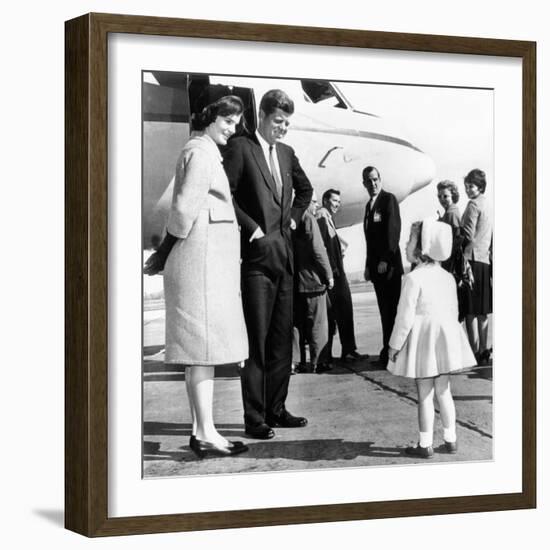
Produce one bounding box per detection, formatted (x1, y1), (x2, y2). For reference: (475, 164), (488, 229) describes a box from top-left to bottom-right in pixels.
(224, 133), (312, 427)
(363, 189), (403, 361)
(317, 209), (357, 358)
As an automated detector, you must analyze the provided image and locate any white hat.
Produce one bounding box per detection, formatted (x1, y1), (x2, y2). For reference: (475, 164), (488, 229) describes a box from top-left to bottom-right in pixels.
(421, 218), (452, 262)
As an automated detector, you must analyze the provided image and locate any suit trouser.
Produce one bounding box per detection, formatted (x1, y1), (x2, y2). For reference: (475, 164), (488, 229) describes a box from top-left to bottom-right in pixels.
(372, 271), (401, 358)
(241, 268), (294, 426)
(327, 275), (357, 357)
(293, 291), (329, 366)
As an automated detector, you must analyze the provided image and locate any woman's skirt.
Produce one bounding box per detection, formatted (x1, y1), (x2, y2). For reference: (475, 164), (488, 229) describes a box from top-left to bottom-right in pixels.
(463, 260), (492, 315)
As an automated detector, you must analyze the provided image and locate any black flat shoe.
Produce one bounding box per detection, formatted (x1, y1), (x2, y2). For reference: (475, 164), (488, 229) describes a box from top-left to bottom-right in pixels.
(190, 435), (245, 449)
(444, 440), (458, 454)
(405, 444), (434, 459)
(266, 411), (308, 428)
(189, 437), (249, 459)
(244, 423), (275, 439)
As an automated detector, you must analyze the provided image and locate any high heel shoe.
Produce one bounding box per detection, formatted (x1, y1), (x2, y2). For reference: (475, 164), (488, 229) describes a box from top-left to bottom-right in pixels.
(189, 437), (249, 459)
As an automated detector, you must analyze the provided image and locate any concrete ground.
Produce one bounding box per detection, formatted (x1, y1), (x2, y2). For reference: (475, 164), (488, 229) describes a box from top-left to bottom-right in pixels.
(143, 282), (493, 477)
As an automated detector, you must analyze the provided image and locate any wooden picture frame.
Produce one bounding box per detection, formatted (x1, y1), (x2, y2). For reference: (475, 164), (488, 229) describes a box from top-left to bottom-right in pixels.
(65, 12), (536, 537)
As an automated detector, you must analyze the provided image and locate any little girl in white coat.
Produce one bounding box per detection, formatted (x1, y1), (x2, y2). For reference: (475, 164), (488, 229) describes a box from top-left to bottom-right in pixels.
(388, 218), (476, 458)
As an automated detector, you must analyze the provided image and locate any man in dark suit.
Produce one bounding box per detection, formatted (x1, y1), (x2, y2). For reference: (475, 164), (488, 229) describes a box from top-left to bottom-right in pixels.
(317, 189), (362, 367)
(362, 166), (403, 367)
(224, 89), (313, 439)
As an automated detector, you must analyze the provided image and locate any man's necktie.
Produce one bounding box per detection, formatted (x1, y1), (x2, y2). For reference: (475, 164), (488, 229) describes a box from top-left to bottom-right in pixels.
(365, 199), (372, 229)
(269, 145), (282, 200)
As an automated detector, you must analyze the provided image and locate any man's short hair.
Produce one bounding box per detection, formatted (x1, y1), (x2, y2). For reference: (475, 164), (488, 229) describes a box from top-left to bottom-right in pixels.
(322, 189), (341, 203)
(362, 166), (381, 180)
(259, 89), (295, 116)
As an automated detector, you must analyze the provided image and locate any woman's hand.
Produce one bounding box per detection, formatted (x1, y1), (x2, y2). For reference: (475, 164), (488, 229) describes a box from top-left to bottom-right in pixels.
(143, 252), (165, 276)
(388, 347), (399, 362)
(144, 232), (178, 275)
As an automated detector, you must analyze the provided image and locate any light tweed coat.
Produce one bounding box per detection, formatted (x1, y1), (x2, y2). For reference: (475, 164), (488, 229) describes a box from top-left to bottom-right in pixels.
(387, 263), (476, 378)
(163, 134), (248, 365)
(461, 193), (492, 264)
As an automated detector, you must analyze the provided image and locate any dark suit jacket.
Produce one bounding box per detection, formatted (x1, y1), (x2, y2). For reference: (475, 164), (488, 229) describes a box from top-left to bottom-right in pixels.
(224, 133), (313, 277)
(293, 211), (333, 293)
(363, 189), (404, 276)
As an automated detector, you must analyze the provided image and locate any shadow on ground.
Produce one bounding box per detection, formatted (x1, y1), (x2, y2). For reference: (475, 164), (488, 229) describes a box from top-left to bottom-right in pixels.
(466, 366), (493, 380)
(143, 438), (421, 464)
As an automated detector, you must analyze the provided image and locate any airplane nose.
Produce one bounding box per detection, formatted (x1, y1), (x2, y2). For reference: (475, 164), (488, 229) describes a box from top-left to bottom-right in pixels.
(411, 152), (436, 193)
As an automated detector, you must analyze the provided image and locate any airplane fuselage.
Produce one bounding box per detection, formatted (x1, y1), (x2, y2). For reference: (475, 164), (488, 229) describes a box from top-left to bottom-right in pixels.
(142, 76), (435, 247)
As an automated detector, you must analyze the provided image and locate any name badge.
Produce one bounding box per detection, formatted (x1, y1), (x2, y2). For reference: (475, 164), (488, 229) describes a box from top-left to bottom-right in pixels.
(373, 212), (382, 222)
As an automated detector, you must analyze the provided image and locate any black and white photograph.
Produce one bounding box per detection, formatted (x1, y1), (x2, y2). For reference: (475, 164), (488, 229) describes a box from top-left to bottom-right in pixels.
(4, 0), (544, 545)
(141, 71), (494, 477)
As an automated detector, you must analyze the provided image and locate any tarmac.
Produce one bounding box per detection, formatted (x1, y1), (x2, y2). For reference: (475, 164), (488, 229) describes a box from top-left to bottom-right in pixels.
(142, 281), (493, 478)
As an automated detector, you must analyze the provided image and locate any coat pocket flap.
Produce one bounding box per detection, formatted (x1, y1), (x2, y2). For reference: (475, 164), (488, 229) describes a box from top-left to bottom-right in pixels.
(209, 205), (235, 223)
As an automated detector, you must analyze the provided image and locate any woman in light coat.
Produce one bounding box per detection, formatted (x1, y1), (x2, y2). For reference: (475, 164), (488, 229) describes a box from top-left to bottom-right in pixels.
(146, 95), (249, 458)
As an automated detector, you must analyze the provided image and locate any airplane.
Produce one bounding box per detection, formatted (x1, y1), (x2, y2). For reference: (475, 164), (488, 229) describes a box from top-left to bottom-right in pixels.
(142, 72), (436, 250)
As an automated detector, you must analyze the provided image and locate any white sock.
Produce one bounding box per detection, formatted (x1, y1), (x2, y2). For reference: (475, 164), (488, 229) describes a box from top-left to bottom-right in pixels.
(419, 431), (433, 448)
(443, 426), (457, 443)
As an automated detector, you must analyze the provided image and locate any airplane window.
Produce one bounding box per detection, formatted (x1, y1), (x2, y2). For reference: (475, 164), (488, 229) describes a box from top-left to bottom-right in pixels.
(301, 80), (347, 109)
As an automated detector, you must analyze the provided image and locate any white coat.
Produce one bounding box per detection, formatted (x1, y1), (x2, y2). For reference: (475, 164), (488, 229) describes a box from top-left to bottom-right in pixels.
(387, 263), (476, 378)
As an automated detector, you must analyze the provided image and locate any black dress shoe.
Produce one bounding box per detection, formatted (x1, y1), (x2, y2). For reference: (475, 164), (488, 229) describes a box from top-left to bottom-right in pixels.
(295, 362), (310, 373)
(189, 437), (249, 459)
(244, 423), (275, 439)
(341, 350), (364, 362)
(371, 353), (388, 368)
(266, 411), (308, 428)
(315, 362), (333, 374)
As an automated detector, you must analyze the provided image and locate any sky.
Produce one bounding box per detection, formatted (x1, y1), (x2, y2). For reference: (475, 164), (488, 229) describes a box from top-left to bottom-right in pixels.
(336, 81), (494, 274)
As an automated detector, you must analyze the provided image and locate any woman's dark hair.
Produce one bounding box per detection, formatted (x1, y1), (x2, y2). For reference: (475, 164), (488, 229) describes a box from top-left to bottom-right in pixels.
(191, 95), (244, 131)
(437, 180), (460, 203)
(259, 89), (294, 116)
(464, 168), (487, 194)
